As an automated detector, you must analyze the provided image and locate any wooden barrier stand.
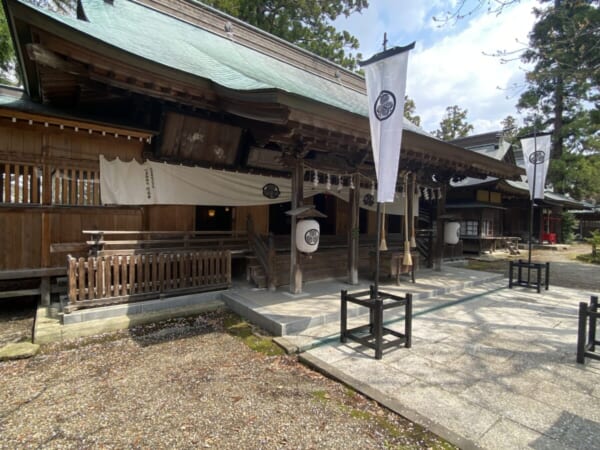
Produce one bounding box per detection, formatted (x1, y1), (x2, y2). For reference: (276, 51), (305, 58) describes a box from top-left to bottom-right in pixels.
(341, 286), (412, 360)
(577, 296), (600, 364)
(66, 249), (231, 312)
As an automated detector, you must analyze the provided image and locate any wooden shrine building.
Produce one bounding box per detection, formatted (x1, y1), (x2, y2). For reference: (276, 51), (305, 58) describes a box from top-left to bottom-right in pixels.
(448, 132), (582, 253)
(0, 0), (523, 310)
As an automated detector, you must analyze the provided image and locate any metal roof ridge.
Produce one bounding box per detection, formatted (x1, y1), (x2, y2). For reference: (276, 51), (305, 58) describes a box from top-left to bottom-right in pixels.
(128, 0), (367, 94)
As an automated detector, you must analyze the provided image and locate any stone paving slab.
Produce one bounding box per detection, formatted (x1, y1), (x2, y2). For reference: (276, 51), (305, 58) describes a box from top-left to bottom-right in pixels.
(223, 266), (504, 338)
(299, 284), (600, 450)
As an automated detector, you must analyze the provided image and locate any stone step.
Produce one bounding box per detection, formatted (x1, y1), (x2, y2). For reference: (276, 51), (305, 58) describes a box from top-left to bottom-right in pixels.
(224, 268), (506, 341)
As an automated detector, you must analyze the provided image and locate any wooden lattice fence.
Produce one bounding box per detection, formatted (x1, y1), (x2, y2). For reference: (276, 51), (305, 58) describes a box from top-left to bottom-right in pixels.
(66, 250), (231, 312)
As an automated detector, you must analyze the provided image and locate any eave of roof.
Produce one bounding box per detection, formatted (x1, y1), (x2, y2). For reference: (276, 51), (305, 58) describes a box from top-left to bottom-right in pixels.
(3, 0), (524, 181)
(0, 85), (155, 136)
(446, 202), (507, 211)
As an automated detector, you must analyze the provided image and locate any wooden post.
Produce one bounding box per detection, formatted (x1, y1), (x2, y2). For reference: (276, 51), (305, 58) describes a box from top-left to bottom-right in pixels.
(347, 173), (360, 285)
(433, 183), (447, 272)
(40, 137), (52, 305)
(290, 159), (304, 294)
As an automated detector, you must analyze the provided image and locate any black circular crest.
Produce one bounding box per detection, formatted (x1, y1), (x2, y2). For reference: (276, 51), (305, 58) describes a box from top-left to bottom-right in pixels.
(374, 90), (396, 121)
(304, 229), (319, 246)
(262, 183), (280, 199)
(528, 151), (546, 165)
(363, 193), (375, 206)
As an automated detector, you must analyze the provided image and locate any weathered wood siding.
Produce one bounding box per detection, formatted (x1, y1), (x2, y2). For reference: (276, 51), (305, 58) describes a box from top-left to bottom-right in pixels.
(145, 205), (195, 231)
(234, 205), (268, 234)
(0, 122), (146, 270)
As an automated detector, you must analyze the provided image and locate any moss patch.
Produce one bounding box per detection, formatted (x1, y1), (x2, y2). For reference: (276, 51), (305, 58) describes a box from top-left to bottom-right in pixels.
(311, 390), (331, 402)
(222, 312), (284, 356)
(466, 259), (508, 274)
(0, 342), (40, 361)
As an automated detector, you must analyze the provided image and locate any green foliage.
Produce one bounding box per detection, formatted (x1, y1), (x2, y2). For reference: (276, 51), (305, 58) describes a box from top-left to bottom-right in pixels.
(517, 0), (599, 162)
(0, 7), (17, 84)
(583, 229), (600, 262)
(548, 152), (600, 201)
(1, 1), (76, 84)
(403, 95), (421, 126)
(434, 105), (474, 140)
(202, 0), (368, 70)
(500, 115), (519, 142)
(560, 210), (576, 243)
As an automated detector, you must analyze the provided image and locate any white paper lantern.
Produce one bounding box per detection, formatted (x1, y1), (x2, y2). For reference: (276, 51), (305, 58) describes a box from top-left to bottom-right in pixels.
(444, 222), (460, 245)
(296, 219), (320, 253)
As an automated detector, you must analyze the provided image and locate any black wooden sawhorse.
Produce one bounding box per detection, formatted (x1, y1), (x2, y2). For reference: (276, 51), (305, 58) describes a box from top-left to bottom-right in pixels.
(340, 286), (412, 360)
(577, 295), (600, 364)
(508, 260), (550, 293)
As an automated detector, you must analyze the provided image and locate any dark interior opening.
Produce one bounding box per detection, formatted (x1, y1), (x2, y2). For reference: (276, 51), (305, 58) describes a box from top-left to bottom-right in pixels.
(196, 206), (232, 231)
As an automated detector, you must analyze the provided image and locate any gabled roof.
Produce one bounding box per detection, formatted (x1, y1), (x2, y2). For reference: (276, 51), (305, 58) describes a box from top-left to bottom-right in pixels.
(2, 0), (525, 182)
(450, 130), (514, 162)
(7, 0), (430, 134)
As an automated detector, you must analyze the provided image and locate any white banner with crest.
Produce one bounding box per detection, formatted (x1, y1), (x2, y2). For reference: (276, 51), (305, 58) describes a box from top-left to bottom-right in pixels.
(520, 134), (552, 200)
(360, 43), (414, 203)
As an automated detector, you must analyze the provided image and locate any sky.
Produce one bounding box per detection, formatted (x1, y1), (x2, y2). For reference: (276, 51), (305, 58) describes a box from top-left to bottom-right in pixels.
(334, 0), (540, 135)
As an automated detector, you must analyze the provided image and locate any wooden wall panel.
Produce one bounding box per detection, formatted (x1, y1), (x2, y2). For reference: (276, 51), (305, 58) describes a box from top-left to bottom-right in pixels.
(0, 124), (43, 160)
(0, 211), (41, 270)
(335, 197), (349, 236)
(234, 205), (268, 234)
(145, 205), (195, 231)
(48, 208), (144, 267)
(367, 210), (377, 235)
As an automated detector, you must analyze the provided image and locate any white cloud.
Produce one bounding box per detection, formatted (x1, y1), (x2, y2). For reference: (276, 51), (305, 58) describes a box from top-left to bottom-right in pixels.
(407, 0), (538, 133)
(336, 0), (538, 134)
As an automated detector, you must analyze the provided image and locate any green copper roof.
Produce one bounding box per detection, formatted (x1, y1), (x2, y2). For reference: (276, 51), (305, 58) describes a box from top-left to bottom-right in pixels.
(14, 0), (427, 135)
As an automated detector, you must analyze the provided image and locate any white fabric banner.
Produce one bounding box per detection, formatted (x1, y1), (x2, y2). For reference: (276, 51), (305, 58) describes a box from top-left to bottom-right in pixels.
(100, 156), (418, 215)
(520, 134), (552, 200)
(100, 156), (293, 206)
(360, 43), (414, 203)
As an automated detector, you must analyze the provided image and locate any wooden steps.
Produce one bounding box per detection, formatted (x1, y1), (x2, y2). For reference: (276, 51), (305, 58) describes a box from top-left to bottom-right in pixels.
(247, 249), (352, 288)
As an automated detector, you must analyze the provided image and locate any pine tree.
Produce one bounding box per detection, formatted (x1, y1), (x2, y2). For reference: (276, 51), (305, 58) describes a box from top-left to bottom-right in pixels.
(517, 0), (599, 198)
(202, 0), (368, 70)
(404, 95), (421, 126)
(434, 105), (474, 140)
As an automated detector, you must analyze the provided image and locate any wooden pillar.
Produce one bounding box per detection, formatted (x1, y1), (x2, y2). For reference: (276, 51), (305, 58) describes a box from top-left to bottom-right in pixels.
(408, 175), (415, 248)
(290, 159), (304, 294)
(347, 173), (360, 285)
(433, 184), (447, 272)
(40, 137), (52, 305)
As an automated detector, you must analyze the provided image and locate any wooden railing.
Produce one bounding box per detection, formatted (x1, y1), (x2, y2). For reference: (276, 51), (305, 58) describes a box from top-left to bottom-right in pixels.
(415, 229), (434, 268)
(1, 160), (100, 206)
(52, 167), (100, 206)
(1, 161), (42, 204)
(247, 216), (276, 290)
(66, 250), (231, 312)
(81, 230), (248, 255)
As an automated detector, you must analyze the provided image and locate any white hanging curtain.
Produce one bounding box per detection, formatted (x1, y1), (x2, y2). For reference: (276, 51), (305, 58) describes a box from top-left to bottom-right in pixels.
(100, 155), (416, 215)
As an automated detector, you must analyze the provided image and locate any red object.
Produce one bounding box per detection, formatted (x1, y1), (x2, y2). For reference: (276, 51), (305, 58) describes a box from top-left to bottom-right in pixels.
(542, 232), (557, 244)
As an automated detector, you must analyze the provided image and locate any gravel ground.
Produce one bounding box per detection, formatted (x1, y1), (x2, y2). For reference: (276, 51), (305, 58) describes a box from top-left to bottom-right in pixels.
(0, 297), (35, 347)
(467, 243), (600, 292)
(1, 244), (597, 449)
(0, 311), (454, 449)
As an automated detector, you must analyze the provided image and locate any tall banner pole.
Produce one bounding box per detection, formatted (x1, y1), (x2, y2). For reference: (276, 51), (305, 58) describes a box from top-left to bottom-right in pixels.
(520, 128), (552, 288)
(374, 202), (381, 294)
(360, 40), (414, 293)
(529, 128), (538, 265)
